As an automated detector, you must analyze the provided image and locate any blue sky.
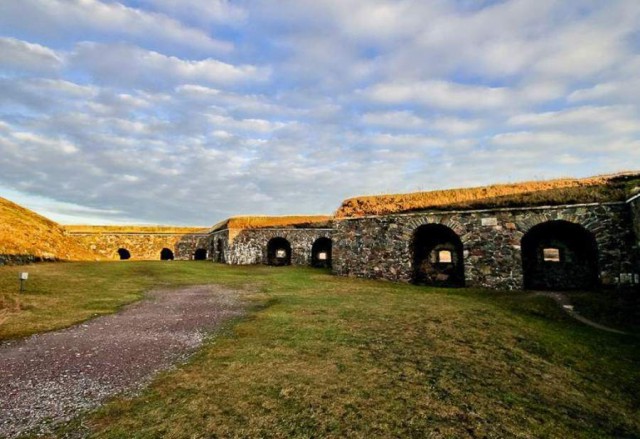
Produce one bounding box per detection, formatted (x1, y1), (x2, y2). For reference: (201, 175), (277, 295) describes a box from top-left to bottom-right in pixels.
(0, 0), (639, 225)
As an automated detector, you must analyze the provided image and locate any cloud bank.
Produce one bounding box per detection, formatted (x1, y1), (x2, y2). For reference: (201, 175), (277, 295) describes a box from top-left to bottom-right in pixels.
(0, 0), (639, 224)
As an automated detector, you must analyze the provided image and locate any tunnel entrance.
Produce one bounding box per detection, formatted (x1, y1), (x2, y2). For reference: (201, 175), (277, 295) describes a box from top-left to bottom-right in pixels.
(521, 220), (599, 291)
(267, 237), (291, 266)
(117, 248), (131, 260)
(311, 237), (332, 268)
(194, 248), (207, 260)
(160, 248), (174, 261)
(412, 224), (465, 287)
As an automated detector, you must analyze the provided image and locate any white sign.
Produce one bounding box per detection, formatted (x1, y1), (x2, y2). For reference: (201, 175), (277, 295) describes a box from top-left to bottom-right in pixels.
(20, 272), (29, 280)
(318, 252), (328, 260)
(481, 217), (498, 226)
(276, 249), (287, 258)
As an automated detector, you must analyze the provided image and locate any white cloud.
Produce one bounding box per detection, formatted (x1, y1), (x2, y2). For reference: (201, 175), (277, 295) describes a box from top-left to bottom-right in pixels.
(0, 0), (232, 53)
(0, 37), (63, 73)
(362, 80), (511, 111)
(133, 0), (245, 26)
(509, 106), (640, 134)
(70, 43), (269, 88)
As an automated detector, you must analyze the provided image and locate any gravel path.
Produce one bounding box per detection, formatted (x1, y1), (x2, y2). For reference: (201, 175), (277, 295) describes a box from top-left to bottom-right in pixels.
(0, 285), (244, 438)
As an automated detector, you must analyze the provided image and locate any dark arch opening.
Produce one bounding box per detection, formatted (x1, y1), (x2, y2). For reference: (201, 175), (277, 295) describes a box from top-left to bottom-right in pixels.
(194, 248), (207, 260)
(311, 237), (332, 268)
(521, 220), (599, 291)
(216, 239), (224, 263)
(412, 224), (465, 287)
(160, 248), (174, 261)
(117, 248), (131, 260)
(267, 237), (291, 266)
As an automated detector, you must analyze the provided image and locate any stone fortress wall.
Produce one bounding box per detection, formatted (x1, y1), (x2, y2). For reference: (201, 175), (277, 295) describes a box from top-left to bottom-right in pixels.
(629, 193), (640, 273)
(65, 226), (210, 260)
(332, 202), (637, 290)
(42, 174), (640, 292)
(221, 228), (333, 265)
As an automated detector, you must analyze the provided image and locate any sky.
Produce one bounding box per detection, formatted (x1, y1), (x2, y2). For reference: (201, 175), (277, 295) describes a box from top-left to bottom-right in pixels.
(1, 0), (639, 226)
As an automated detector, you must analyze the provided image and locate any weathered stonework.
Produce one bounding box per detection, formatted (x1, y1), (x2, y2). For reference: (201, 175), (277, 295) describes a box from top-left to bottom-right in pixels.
(68, 231), (210, 260)
(630, 195), (640, 246)
(629, 194), (640, 278)
(0, 254), (57, 266)
(333, 202), (637, 290)
(211, 228), (333, 266)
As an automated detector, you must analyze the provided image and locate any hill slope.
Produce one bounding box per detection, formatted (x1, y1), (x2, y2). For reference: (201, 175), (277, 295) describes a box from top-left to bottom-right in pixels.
(0, 197), (97, 261)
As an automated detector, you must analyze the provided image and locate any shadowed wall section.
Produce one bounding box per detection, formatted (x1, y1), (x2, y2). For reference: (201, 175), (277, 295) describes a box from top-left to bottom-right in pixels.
(521, 221), (599, 290)
(630, 194), (640, 286)
(412, 224), (464, 287)
(65, 226), (210, 260)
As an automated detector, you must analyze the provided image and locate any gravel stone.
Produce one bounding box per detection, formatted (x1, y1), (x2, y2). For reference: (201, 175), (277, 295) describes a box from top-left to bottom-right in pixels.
(0, 285), (244, 438)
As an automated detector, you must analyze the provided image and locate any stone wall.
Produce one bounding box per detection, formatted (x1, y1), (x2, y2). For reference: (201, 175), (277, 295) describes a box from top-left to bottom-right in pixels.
(0, 254), (56, 266)
(222, 228), (333, 265)
(333, 202), (637, 290)
(210, 229), (230, 263)
(630, 195), (640, 278)
(69, 231), (210, 260)
(630, 195), (640, 246)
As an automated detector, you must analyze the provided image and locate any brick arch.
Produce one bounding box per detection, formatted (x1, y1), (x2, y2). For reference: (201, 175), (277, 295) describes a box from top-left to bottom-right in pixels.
(404, 216), (470, 244)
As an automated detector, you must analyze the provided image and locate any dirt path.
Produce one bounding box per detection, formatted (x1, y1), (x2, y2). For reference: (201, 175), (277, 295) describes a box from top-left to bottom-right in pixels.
(0, 285), (244, 438)
(535, 291), (629, 335)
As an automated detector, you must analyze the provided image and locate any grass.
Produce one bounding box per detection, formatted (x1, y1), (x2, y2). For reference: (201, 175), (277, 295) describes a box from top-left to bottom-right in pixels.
(1, 262), (638, 438)
(211, 215), (333, 232)
(63, 225), (210, 234)
(335, 172), (640, 217)
(0, 261), (256, 340)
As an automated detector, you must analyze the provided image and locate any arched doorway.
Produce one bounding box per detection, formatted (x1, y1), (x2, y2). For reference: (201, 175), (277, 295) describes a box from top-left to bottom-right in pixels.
(267, 237), (291, 266)
(311, 237), (332, 268)
(117, 248), (131, 260)
(412, 224), (465, 287)
(194, 248), (207, 260)
(521, 220), (599, 290)
(160, 248), (174, 261)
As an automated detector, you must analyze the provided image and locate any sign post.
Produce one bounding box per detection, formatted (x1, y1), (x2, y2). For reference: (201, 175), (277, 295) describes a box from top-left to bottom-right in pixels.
(19, 272), (28, 293)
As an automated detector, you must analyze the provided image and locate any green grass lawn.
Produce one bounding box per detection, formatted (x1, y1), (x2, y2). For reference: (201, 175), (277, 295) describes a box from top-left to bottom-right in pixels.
(1, 262), (639, 438)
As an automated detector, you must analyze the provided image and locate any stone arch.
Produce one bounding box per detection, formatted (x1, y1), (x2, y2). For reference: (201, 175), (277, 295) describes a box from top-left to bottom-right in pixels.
(405, 216), (469, 244)
(194, 248), (207, 260)
(521, 220), (599, 290)
(311, 237), (332, 268)
(117, 248), (131, 260)
(267, 237), (291, 266)
(412, 223), (465, 287)
(160, 248), (174, 261)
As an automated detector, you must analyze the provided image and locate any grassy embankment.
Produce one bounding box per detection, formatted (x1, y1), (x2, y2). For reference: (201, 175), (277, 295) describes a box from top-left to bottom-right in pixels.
(0, 197), (96, 261)
(336, 172), (640, 217)
(0, 262), (638, 438)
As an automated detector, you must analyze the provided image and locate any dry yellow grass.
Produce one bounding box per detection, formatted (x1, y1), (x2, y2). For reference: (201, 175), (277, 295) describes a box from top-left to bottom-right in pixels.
(0, 197), (97, 260)
(336, 172), (640, 218)
(212, 215), (332, 231)
(64, 225), (210, 234)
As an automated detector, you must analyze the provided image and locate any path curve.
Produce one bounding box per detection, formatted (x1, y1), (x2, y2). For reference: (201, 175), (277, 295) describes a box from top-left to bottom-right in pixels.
(0, 285), (244, 438)
(535, 291), (629, 335)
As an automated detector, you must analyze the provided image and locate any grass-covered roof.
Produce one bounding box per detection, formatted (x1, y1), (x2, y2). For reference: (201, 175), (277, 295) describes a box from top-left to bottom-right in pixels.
(335, 172), (640, 218)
